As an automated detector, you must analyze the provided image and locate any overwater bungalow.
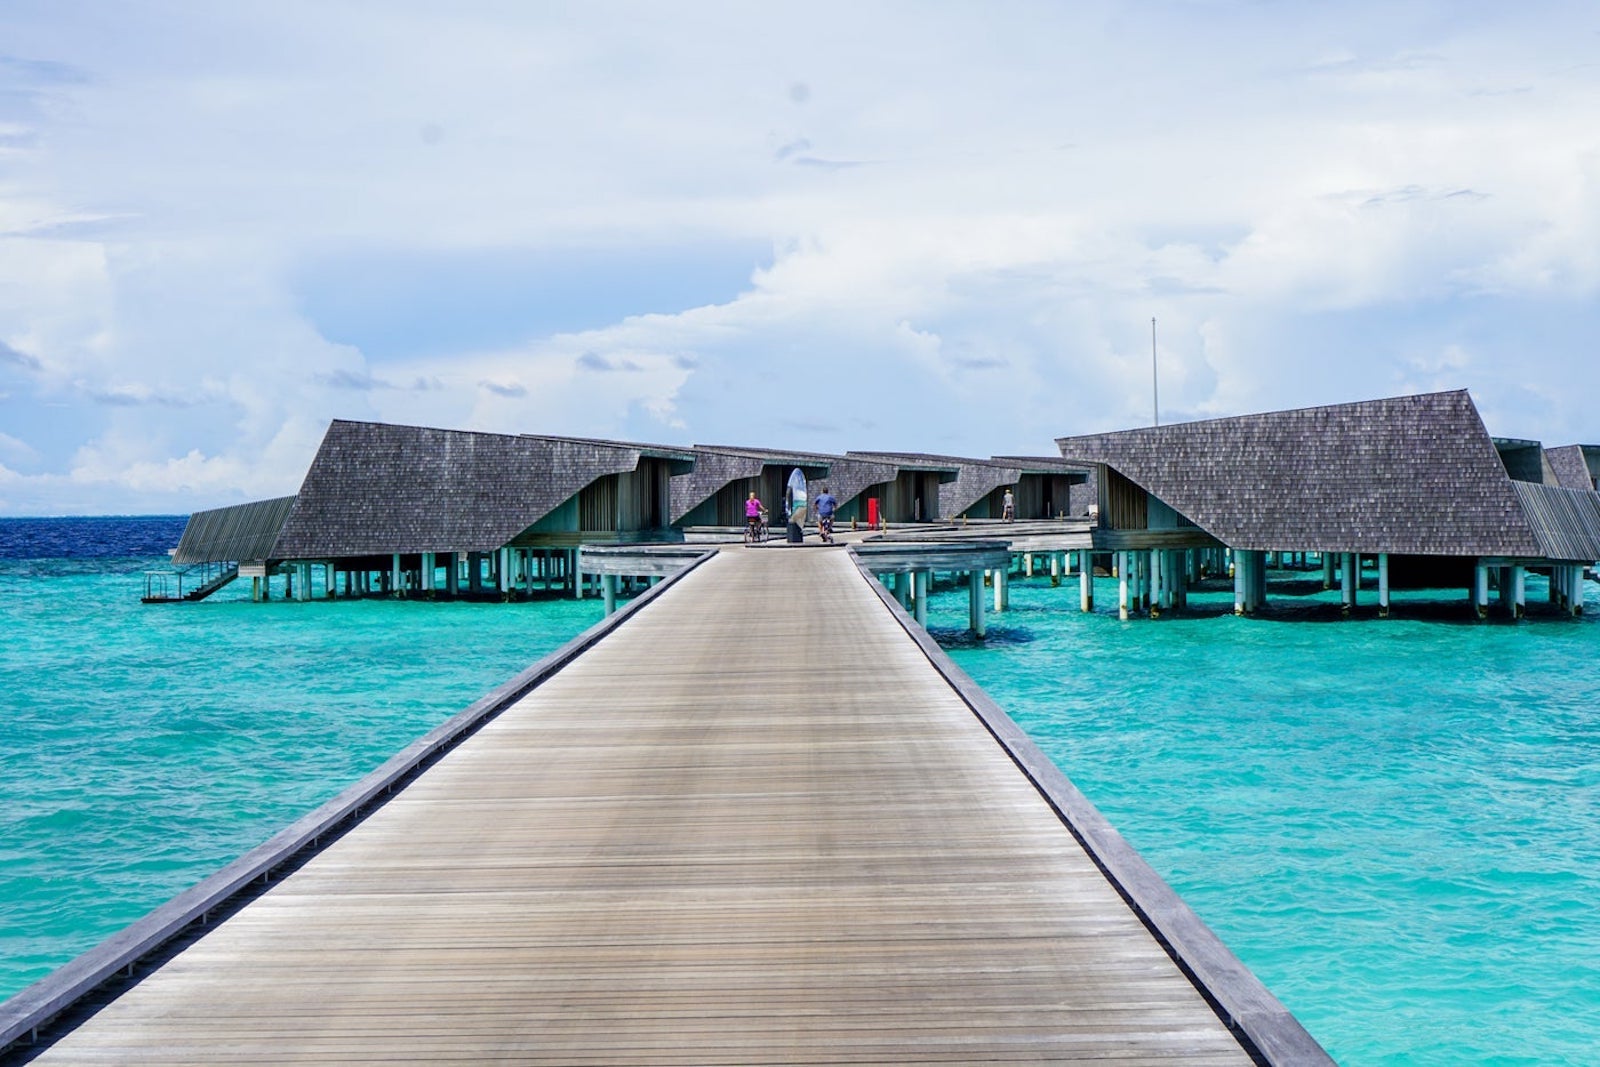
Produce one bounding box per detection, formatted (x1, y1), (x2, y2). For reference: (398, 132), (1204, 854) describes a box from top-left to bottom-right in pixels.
(800, 453), (898, 527)
(876, 454), (1011, 524)
(668, 445), (833, 529)
(1056, 390), (1600, 618)
(164, 419), (694, 601)
(840, 452), (963, 524)
(985, 456), (1094, 520)
(845, 453), (1090, 523)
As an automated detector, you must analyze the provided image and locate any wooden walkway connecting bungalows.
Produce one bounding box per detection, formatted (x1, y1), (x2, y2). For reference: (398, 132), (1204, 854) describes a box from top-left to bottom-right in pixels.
(11, 547), (1326, 1065)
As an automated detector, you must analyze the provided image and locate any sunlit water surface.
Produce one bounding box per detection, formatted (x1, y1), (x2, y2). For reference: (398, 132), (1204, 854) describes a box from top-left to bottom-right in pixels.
(0, 517), (602, 999)
(6, 520), (1598, 1065)
(925, 569), (1600, 1066)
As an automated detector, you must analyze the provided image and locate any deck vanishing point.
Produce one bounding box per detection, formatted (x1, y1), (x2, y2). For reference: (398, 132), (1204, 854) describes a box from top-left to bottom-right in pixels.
(7, 545), (1328, 1065)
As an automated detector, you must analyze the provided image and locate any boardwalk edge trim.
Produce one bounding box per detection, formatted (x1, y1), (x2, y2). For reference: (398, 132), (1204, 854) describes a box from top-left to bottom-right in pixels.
(847, 547), (1335, 1067)
(0, 549), (717, 1056)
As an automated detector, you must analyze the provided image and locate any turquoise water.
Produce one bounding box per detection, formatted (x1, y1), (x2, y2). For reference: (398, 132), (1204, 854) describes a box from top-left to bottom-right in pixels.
(7, 531), (1598, 1064)
(926, 569), (1600, 1066)
(0, 552), (602, 1000)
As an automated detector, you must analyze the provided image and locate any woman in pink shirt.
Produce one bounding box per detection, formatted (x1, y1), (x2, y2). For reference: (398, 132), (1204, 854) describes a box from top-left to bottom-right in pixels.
(744, 492), (768, 543)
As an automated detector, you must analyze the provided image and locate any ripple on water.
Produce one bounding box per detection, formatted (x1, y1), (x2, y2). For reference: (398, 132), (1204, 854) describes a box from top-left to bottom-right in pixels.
(927, 571), (1600, 1066)
(0, 552), (603, 1000)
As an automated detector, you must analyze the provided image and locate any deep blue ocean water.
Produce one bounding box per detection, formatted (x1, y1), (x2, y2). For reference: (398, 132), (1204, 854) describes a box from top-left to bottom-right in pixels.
(0, 517), (603, 1000)
(925, 569), (1600, 1066)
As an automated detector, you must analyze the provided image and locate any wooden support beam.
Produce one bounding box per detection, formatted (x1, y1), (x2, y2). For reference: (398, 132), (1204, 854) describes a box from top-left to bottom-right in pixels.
(1119, 551), (1131, 620)
(1233, 551), (1245, 615)
(1149, 549), (1163, 619)
(1378, 553), (1390, 618)
(968, 569), (986, 637)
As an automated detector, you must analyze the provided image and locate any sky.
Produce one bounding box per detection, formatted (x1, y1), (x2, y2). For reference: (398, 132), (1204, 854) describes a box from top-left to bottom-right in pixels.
(1, 1), (1599, 515)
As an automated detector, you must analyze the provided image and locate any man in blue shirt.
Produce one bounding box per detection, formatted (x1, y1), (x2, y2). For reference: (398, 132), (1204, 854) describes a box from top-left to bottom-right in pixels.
(813, 485), (839, 543)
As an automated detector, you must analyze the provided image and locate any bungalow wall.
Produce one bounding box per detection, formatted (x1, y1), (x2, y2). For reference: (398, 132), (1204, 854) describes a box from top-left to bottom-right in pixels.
(1098, 466), (1149, 530)
(680, 477), (758, 527)
(527, 458), (677, 542)
(582, 460), (673, 532)
(677, 466), (828, 526)
(763, 467), (794, 521)
(1010, 474), (1077, 519)
(714, 469), (788, 525)
(856, 471), (942, 523)
(1497, 443), (1547, 484)
(1068, 472), (1097, 517)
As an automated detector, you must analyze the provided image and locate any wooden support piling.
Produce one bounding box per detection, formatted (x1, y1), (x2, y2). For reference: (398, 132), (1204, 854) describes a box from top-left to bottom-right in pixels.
(1378, 553), (1390, 617)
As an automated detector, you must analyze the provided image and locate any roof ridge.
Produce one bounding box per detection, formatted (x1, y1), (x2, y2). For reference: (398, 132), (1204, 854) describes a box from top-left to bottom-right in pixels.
(1056, 389), (1471, 444)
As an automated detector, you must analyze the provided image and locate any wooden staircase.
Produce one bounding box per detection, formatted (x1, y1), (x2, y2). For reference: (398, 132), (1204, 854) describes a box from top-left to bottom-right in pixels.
(141, 564), (239, 604)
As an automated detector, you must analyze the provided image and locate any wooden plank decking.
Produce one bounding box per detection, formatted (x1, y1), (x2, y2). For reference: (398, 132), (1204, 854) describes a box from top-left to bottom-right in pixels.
(25, 548), (1260, 1064)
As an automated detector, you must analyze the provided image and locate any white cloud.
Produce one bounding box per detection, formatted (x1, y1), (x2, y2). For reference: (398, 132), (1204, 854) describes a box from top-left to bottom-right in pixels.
(369, 333), (695, 437)
(0, 430), (39, 465)
(2, 2), (1600, 513)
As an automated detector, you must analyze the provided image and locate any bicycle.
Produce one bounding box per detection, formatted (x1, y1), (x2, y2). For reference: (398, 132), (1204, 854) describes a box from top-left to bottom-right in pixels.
(818, 514), (835, 544)
(744, 514), (768, 545)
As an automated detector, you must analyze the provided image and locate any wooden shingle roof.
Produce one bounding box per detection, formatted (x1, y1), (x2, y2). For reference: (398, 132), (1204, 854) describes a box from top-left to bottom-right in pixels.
(271, 420), (676, 558)
(1056, 390), (1544, 556)
(845, 451), (963, 478)
(991, 456), (1094, 478)
(520, 433), (696, 468)
(667, 446), (831, 524)
(866, 456), (1023, 520)
(668, 449), (765, 525)
(942, 461), (1019, 520)
(837, 451), (965, 517)
(1545, 445), (1600, 491)
(810, 455), (901, 510)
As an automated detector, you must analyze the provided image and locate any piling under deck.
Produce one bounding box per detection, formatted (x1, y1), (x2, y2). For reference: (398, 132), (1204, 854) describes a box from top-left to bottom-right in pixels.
(24, 548), (1276, 1064)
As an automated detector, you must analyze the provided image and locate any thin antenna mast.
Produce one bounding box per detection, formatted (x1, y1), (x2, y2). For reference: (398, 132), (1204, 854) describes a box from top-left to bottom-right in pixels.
(1151, 317), (1160, 427)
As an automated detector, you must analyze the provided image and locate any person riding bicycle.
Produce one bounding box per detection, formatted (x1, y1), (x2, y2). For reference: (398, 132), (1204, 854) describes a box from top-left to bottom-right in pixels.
(813, 484), (839, 543)
(745, 492), (768, 541)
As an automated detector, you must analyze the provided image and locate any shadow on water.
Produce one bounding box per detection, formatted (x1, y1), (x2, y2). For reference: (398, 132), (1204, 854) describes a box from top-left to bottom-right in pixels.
(927, 625), (1038, 650)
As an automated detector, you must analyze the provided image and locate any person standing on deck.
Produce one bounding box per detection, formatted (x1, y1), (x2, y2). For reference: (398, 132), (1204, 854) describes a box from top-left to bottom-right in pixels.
(1002, 488), (1016, 523)
(814, 485), (838, 543)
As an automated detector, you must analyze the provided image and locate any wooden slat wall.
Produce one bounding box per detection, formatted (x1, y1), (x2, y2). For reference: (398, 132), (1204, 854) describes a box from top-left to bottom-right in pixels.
(713, 478), (755, 526)
(1101, 466), (1149, 531)
(579, 474), (619, 531)
(172, 496), (297, 564)
(1511, 481), (1600, 561)
(1014, 474), (1076, 520)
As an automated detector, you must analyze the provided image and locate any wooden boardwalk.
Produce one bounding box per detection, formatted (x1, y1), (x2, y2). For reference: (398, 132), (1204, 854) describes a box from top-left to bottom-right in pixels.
(25, 548), (1265, 1064)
